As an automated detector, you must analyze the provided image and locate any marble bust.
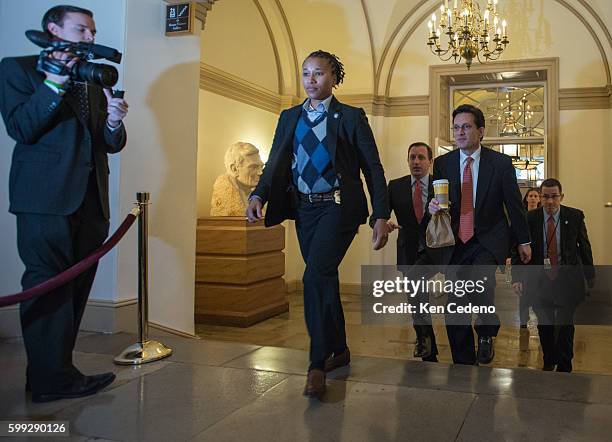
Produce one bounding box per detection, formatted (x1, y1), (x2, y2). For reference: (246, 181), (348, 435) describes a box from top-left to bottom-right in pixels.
(210, 142), (264, 216)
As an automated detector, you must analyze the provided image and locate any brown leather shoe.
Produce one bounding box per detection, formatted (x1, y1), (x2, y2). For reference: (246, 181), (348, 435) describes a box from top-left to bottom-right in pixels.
(303, 369), (326, 398)
(324, 348), (351, 372)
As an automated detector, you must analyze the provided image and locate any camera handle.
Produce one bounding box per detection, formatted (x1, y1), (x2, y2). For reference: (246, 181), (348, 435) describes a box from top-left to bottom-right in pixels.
(36, 50), (72, 77)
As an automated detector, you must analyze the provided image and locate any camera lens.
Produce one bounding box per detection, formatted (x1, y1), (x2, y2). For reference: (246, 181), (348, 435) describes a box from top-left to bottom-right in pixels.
(72, 61), (119, 88)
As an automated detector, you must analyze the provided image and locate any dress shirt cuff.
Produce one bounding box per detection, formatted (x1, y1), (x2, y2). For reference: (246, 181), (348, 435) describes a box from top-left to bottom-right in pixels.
(519, 242), (531, 246)
(106, 120), (123, 132)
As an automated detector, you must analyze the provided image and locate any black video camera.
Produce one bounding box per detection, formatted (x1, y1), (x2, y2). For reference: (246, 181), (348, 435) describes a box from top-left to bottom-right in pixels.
(26, 30), (122, 88)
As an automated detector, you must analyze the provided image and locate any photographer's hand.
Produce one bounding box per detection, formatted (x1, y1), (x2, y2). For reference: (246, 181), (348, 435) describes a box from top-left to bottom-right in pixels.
(104, 89), (128, 128)
(44, 51), (77, 86)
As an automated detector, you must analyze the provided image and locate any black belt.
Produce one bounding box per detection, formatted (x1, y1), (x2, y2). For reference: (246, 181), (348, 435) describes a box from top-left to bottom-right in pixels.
(299, 190), (339, 203)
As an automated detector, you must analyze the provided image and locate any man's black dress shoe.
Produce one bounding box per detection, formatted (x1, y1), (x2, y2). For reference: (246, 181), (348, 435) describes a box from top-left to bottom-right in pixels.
(413, 336), (433, 359)
(477, 336), (495, 364)
(31, 372), (116, 403)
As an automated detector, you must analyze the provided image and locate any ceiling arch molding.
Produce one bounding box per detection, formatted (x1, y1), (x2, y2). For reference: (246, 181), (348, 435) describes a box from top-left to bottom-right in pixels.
(373, 0), (429, 96)
(251, 0), (284, 94)
(555, 0), (611, 84)
(272, 0), (300, 97)
(384, 2), (441, 97)
(576, 0), (612, 52)
(359, 0), (377, 94)
(384, 0), (611, 96)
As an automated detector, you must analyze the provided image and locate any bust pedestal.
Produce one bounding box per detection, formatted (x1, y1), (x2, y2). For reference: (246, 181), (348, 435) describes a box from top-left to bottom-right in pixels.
(195, 217), (288, 327)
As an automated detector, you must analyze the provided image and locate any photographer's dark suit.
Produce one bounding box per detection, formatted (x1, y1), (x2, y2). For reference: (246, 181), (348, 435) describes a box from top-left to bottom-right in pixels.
(388, 174), (438, 361)
(0, 55), (126, 394)
(252, 96), (389, 368)
(513, 206), (594, 371)
(433, 146), (528, 364)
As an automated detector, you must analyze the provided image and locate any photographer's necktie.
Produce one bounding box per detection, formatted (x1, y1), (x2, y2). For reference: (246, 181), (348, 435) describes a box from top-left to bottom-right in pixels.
(459, 156), (474, 243)
(71, 82), (90, 125)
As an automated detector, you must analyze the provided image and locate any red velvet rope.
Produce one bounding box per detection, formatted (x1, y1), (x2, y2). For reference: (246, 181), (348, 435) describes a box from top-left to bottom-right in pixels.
(0, 211), (138, 308)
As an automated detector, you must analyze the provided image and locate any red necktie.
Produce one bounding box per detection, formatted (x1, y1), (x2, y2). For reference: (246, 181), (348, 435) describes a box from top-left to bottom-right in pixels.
(413, 179), (424, 224)
(459, 156), (474, 243)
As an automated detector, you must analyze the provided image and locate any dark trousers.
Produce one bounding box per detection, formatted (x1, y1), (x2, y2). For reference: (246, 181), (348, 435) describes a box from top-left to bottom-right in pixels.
(296, 200), (357, 371)
(446, 238), (500, 365)
(16, 174), (109, 393)
(402, 249), (439, 361)
(534, 297), (577, 372)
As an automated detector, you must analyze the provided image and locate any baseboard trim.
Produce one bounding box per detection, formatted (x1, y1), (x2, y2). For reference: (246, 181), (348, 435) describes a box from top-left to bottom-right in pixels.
(0, 298), (139, 338)
(0, 304), (21, 338)
(149, 321), (200, 339)
(80, 298), (138, 334)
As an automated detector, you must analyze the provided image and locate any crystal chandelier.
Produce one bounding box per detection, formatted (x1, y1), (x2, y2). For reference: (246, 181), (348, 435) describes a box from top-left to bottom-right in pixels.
(427, 0), (510, 69)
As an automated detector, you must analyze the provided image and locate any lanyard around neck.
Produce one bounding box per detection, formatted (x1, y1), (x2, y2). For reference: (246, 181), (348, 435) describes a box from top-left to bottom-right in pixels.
(544, 215), (560, 258)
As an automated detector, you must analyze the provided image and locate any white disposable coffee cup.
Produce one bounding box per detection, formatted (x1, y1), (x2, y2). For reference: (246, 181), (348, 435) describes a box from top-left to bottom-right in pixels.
(433, 179), (449, 209)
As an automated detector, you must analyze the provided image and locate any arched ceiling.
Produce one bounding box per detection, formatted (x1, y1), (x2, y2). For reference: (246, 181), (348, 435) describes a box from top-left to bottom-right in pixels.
(201, 0), (611, 100)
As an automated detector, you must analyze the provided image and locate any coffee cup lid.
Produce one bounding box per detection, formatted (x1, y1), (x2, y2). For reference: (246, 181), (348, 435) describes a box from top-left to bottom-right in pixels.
(433, 179), (449, 185)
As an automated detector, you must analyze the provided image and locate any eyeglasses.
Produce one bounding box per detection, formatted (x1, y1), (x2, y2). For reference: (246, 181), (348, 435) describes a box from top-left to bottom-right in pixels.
(452, 124), (474, 132)
(541, 194), (561, 200)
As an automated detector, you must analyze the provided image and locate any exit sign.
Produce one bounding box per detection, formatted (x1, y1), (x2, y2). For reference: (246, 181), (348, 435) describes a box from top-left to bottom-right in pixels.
(165, 2), (194, 35)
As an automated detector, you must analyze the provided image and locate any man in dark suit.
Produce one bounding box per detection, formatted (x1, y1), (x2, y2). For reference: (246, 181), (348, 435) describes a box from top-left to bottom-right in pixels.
(512, 178), (595, 372)
(246, 50), (390, 398)
(0, 5), (128, 402)
(429, 104), (531, 365)
(388, 142), (439, 362)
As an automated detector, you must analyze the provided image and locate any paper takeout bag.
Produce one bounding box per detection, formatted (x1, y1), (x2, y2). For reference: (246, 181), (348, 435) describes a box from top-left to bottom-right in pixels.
(426, 210), (455, 248)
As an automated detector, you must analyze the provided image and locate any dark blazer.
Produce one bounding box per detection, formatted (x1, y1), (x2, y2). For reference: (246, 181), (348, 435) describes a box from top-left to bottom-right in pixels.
(433, 146), (529, 264)
(0, 55), (127, 219)
(252, 96), (389, 228)
(514, 205), (595, 304)
(388, 174), (433, 265)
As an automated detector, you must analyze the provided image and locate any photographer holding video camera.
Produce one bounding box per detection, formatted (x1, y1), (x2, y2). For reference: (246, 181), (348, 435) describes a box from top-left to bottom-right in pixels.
(0, 5), (128, 403)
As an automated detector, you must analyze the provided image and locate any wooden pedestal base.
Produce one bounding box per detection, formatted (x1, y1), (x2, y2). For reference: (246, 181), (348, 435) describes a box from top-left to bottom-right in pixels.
(195, 217), (288, 327)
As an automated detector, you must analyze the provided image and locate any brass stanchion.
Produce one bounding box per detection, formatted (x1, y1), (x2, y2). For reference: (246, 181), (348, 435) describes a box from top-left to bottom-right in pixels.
(114, 192), (172, 365)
